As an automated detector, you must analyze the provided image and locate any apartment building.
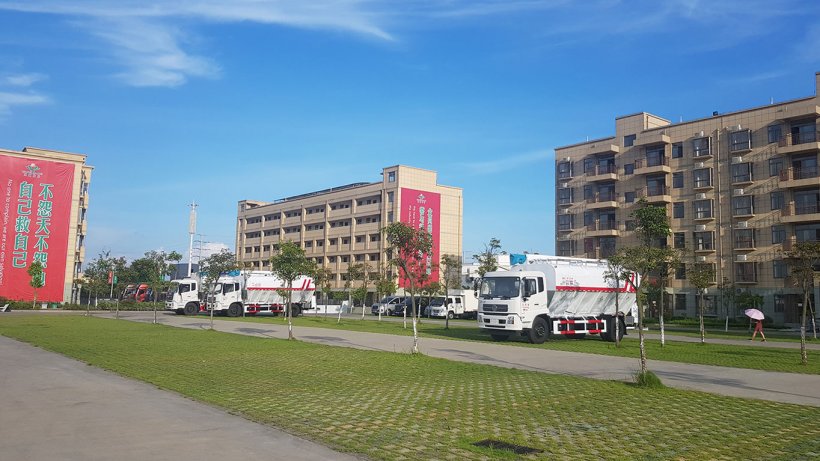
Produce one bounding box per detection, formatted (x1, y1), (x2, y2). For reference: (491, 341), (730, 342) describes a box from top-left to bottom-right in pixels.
(0, 146), (93, 304)
(236, 165), (463, 295)
(555, 72), (820, 324)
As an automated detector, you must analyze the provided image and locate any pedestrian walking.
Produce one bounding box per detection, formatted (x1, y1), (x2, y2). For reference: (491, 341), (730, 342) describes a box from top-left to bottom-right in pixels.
(750, 318), (766, 342)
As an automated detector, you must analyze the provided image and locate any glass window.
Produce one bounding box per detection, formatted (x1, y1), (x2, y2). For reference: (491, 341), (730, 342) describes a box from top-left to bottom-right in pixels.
(557, 240), (575, 256)
(388, 171), (396, 182)
(558, 214), (574, 231)
(771, 225), (785, 244)
(624, 134), (636, 147)
(675, 264), (686, 280)
(694, 200), (713, 219)
(674, 232), (686, 249)
(387, 191), (394, 203)
(731, 163), (752, 183)
(729, 129), (751, 152)
(583, 158), (595, 174)
(774, 294), (785, 313)
(625, 220), (637, 231)
(557, 161), (573, 179)
(672, 172), (684, 188)
(624, 164), (634, 175)
(733, 196), (754, 216)
(558, 188), (573, 205)
(673, 202), (685, 218)
(646, 145), (665, 167)
(794, 189), (820, 215)
(770, 191), (784, 211)
(768, 125), (782, 144)
(674, 293), (687, 308)
(672, 143), (683, 158)
(694, 231), (714, 251)
(769, 158), (784, 177)
(795, 223), (820, 242)
(583, 185), (594, 200)
(734, 229), (755, 249)
(693, 136), (711, 157)
(735, 263), (757, 283)
(773, 260), (788, 279)
(693, 168), (712, 188)
(624, 191), (636, 203)
(584, 211), (595, 227)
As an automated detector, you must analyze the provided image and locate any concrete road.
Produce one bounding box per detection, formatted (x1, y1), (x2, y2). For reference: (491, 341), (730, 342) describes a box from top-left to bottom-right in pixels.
(106, 311), (820, 407)
(0, 335), (362, 461)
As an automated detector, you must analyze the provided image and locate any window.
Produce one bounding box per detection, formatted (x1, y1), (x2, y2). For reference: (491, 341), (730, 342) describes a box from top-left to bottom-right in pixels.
(693, 136), (711, 157)
(583, 185), (594, 200)
(735, 263), (757, 283)
(773, 260), (788, 279)
(328, 238), (337, 245)
(734, 229), (755, 249)
(624, 191), (636, 203)
(341, 256), (349, 263)
(672, 172), (684, 188)
(731, 163), (753, 183)
(672, 142), (683, 158)
(770, 191), (784, 211)
(304, 241), (312, 248)
(624, 164), (634, 175)
(674, 232), (686, 249)
(355, 255), (365, 262)
(733, 196), (754, 216)
(355, 236), (364, 243)
(328, 256), (336, 263)
(673, 202), (685, 218)
(583, 158), (595, 174)
(624, 134), (636, 147)
(768, 124), (782, 144)
(694, 200), (713, 219)
(387, 171), (396, 182)
(387, 191), (394, 203)
(693, 168), (712, 188)
(674, 293), (687, 309)
(625, 220), (637, 231)
(769, 158), (784, 177)
(774, 294), (785, 313)
(370, 234), (380, 242)
(558, 162), (573, 179)
(795, 223), (820, 242)
(342, 238), (350, 245)
(558, 214), (574, 231)
(316, 240), (323, 247)
(794, 189), (820, 215)
(675, 265), (686, 280)
(387, 211), (394, 223)
(557, 240), (575, 256)
(646, 145), (665, 167)
(771, 225), (785, 244)
(600, 237), (617, 258)
(583, 211), (594, 227)
(694, 231), (714, 251)
(558, 188), (573, 205)
(729, 129), (751, 152)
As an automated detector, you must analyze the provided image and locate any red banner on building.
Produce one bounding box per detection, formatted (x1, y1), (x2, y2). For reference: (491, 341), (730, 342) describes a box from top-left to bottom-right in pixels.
(0, 155), (75, 302)
(399, 188), (441, 288)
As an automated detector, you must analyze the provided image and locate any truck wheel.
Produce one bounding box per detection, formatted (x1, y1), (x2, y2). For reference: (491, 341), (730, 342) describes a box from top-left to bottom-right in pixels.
(227, 303), (242, 317)
(528, 317), (549, 344)
(183, 302), (199, 316)
(447, 311), (454, 320)
(490, 333), (509, 341)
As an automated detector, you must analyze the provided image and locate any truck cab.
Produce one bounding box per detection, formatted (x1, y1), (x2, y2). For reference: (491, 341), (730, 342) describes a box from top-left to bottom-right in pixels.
(165, 278), (201, 315)
(477, 270), (551, 342)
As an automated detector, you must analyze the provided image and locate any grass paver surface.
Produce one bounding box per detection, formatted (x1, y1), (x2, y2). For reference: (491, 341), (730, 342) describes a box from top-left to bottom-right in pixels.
(218, 314), (820, 374)
(2, 315), (819, 460)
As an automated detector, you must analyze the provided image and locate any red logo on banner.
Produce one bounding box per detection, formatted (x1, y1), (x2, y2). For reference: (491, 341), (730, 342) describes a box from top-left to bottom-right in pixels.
(399, 188), (441, 288)
(0, 155), (75, 302)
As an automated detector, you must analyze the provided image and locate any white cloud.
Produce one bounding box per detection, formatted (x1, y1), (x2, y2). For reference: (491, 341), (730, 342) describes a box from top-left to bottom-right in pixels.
(0, 91), (49, 116)
(2, 73), (47, 87)
(460, 149), (552, 175)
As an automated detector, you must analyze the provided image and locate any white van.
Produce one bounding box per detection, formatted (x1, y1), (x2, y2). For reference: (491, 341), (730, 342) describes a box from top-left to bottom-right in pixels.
(371, 296), (405, 315)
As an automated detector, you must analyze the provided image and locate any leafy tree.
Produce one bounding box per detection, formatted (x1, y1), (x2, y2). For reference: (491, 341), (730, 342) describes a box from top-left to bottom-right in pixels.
(347, 262), (370, 319)
(136, 250), (182, 323)
(374, 265), (397, 321)
(475, 237), (502, 278)
(440, 254), (463, 330)
(785, 241), (820, 365)
(27, 261), (45, 309)
(608, 199), (673, 379)
(199, 249), (239, 329)
(603, 259), (632, 348)
(688, 263), (716, 345)
(383, 222), (433, 354)
(269, 241), (316, 340)
(420, 280), (443, 318)
(717, 277), (736, 332)
(313, 266), (335, 317)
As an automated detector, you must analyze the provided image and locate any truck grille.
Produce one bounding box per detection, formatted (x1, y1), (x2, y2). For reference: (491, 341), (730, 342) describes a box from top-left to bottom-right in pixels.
(481, 304), (508, 313)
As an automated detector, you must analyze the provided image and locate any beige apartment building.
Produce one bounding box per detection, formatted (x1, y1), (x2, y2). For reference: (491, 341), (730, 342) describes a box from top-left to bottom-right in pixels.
(555, 72), (820, 324)
(236, 165), (463, 296)
(0, 146), (92, 304)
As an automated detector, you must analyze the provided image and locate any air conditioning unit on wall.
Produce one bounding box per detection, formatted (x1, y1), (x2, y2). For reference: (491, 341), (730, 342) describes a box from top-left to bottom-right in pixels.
(733, 189), (745, 196)
(736, 221), (749, 229)
(563, 157), (571, 162)
(697, 256), (707, 262)
(696, 225), (707, 232)
(736, 255), (748, 262)
(696, 193), (707, 200)
(696, 162), (705, 168)
(732, 156), (743, 164)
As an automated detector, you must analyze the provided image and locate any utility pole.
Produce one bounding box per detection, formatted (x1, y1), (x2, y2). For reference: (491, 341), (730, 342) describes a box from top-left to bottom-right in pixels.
(188, 201), (198, 277)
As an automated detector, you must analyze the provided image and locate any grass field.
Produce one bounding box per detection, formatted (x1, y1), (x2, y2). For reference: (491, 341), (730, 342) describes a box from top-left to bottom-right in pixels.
(216, 314), (820, 374)
(1, 315), (819, 460)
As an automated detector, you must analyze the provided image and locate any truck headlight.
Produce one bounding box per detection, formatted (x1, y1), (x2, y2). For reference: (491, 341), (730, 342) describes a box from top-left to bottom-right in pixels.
(507, 316), (515, 325)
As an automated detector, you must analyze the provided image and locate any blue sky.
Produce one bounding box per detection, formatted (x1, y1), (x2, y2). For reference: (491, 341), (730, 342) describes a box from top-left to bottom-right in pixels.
(1, 0), (820, 263)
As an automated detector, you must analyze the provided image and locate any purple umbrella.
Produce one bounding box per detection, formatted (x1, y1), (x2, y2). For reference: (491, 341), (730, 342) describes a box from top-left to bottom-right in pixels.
(744, 308), (764, 320)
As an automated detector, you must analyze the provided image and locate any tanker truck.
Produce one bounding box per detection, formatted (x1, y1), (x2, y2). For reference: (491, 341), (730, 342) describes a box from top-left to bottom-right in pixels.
(477, 254), (637, 343)
(207, 270), (315, 317)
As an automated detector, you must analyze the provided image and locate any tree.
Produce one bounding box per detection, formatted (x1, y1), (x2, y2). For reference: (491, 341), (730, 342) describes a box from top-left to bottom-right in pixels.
(374, 265), (397, 322)
(475, 237), (502, 278)
(383, 222), (433, 354)
(27, 261), (45, 309)
(785, 241), (820, 365)
(603, 259), (633, 348)
(440, 254), (463, 330)
(688, 263), (716, 345)
(313, 266), (334, 317)
(608, 199), (674, 378)
(199, 249), (239, 329)
(139, 250), (183, 324)
(269, 241), (316, 340)
(717, 277), (736, 332)
(347, 262), (370, 319)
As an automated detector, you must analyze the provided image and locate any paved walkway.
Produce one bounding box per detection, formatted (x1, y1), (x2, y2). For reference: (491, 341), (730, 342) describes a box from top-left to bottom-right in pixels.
(105, 311), (820, 407)
(0, 334), (361, 461)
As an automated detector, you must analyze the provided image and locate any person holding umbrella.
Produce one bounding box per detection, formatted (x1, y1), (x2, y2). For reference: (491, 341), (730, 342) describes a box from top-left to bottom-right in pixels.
(746, 308), (766, 342)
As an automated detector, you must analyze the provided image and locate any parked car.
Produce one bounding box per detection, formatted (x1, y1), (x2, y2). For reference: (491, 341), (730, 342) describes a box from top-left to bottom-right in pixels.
(392, 297), (431, 317)
(371, 296), (405, 316)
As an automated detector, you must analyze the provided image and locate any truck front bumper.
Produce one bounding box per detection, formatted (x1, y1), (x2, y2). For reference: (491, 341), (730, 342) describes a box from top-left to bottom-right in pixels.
(477, 313), (524, 331)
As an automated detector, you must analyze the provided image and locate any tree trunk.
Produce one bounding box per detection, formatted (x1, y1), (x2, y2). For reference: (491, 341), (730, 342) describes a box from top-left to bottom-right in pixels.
(288, 287), (294, 340)
(411, 291), (419, 354)
(637, 288), (647, 375)
(699, 291), (705, 345)
(659, 284), (665, 347)
(614, 286), (620, 348)
(801, 289), (809, 365)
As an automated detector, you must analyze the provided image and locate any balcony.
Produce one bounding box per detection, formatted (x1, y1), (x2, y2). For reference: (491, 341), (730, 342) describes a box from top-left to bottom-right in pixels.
(778, 167), (820, 188)
(634, 156), (671, 175)
(635, 132), (671, 146)
(731, 173), (754, 186)
(589, 143), (620, 155)
(693, 212), (715, 222)
(637, 185), (672, 203)
(585, 220), (620, 237)
(585, 192), (619, 209)
(694, 244), (716, 254)
(781, 201), (820, 223)
(558, 196), (574, 207)
(733, 238), (756, 252)
(693, 179), (713, 191)
(585, 164), (618, 182)
(777, 131), (820, 156)
(558, 223), (575, 233)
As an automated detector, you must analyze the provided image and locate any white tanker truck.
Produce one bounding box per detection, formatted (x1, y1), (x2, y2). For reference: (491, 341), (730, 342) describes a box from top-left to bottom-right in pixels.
(477, 254), (637, 343)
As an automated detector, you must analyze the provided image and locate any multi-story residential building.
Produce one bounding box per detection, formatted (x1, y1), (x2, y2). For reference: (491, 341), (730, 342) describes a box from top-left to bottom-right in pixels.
(555, 72), (820, 324)
(0, 146), (93, 304)
(236, 165), (463, 298)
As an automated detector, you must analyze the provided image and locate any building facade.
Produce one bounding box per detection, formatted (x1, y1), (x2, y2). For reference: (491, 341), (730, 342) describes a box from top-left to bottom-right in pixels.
(0, 146), (93, 304)
(236, 165), (463, 294)
(555, 72), (820, 324)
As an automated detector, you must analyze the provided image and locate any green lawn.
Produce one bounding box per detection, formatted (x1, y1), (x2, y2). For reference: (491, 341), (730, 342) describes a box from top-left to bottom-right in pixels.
(1, 315), (818, 460)
(217, 314), (820, 374)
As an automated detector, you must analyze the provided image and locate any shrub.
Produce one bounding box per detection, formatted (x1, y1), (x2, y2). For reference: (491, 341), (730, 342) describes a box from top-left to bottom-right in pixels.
(634, 370), (664, 389)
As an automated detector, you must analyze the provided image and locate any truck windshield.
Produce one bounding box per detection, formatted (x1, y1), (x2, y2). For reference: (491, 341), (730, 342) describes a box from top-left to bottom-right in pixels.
(222, 283), (237, 294)
(166, 282), (179, 297)
(429, 297), (446, 307)
(178, 283), (193, 294)
(479, 277), (521, 299)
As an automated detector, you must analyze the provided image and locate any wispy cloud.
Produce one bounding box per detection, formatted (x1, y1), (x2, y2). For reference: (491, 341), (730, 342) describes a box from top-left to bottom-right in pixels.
(0, 91), (49, 116)
(459, 150), (552, 175)
(2, 72), (47, 87)
(0, 71), (50, 117)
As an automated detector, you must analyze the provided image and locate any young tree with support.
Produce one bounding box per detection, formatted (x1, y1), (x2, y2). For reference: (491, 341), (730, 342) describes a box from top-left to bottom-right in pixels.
(27, 261), (45, 309)
(374, 265), (397, 322)
(441, 254), (463, 330)
(383, 222), (433, 354)
(313, 266), (334, 317)
(785, 241), (820, 365)
(688, 263), (716, 345)
(270, 241), (316, 340)
(199, 249), (239, 330)
(475, 237), (502, 278)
